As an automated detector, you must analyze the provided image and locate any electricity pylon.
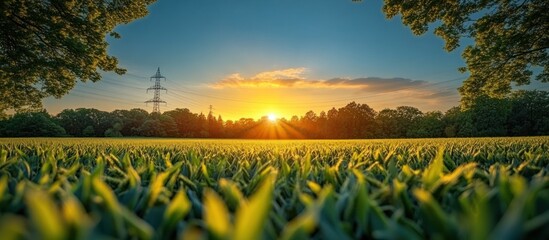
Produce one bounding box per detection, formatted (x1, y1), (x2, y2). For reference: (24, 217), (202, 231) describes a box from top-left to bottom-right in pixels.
(145, 67), (167, 113)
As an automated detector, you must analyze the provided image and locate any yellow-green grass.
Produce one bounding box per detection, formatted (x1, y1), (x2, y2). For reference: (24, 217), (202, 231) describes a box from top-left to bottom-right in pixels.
(0, 137), (548, 239)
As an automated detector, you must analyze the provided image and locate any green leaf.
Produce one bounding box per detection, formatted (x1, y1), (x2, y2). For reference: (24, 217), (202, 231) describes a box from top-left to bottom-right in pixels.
(25, 189), (66, 240)
(280, 207), (317, 240)
(162, 190), (191, 232)
(62, 195), (91, 239)
(0, 214), (26, 240)
(120, 207), (154, 240)
(489, 190), (528, 240)
(413, 188), (453, 238)
(422, 147), (445, 191)
(92, 178), (126, 237)
(219, 179), (245, 210)
(203, 189), (231, 239)
(233, 173), (276, 240)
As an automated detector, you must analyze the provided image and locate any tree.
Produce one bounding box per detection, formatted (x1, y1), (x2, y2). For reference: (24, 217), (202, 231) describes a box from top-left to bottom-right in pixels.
(470, 95), (511, 136)
(56, 109), (93, 136)
(113, 108), (149, 136)
(408, 111), (445, 138)
(197, 113), (209, 138)
(104, 122), (123, 137)
(443, 106), (476, 137)
(158, 114), (178, 137)
(137, 119), (165, 137)
(0, 0), (156, 111)
(396, 106), (423, 138)
(378, 0), (548, 105)
(301, 110), (318, 137)
(56, 108), (115, 137)
(0, 110), (65, 137)
(507, 90), (549, 135)
(375, 106), (423, 138)
(82, 126), (95, 137)
(164, 108), (199, 137)
(316, 111), (328, 138)
(376, 109), (399, 138)
(336, 102), (377, 138)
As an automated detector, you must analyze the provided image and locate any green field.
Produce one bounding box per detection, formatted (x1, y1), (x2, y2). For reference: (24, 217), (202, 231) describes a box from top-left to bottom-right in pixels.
(0, 137), (548, 239)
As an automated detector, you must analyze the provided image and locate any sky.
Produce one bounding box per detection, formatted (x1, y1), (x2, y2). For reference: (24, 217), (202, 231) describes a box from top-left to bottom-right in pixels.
(44, 0), (474, 120)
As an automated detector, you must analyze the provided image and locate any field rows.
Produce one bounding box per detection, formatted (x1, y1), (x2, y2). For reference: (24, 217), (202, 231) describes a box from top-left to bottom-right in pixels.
(0, 138), (548, 239)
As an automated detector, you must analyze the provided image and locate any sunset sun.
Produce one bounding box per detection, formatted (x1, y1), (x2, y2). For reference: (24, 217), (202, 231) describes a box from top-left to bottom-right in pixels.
(267, 113), (277, 122)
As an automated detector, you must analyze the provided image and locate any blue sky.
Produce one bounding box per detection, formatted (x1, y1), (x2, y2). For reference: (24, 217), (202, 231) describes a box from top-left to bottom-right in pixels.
(45, 0), (474, 120)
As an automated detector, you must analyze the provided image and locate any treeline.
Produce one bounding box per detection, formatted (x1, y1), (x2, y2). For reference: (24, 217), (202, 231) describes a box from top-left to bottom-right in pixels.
(0, 90), (548, 138)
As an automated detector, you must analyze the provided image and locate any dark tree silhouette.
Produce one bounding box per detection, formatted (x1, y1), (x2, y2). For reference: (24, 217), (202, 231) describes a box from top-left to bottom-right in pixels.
(1, 90), (548, 138)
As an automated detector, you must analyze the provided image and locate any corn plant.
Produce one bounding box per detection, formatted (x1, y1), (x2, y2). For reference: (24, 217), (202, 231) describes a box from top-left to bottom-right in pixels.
(0, 137), (548, 239)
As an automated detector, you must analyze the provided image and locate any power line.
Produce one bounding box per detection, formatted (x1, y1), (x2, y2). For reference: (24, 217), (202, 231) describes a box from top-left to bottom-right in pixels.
(165, 76), (466, 106)
(70, 90), (141, 106)
(77, 82), (145, 99)
(121, 71), (466, 106)
(76, 72), (466, 115)
(72, 89), (141, 104)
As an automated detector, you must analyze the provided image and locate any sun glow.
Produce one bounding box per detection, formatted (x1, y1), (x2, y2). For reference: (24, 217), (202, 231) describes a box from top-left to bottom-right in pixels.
(267, 113), (277, 122)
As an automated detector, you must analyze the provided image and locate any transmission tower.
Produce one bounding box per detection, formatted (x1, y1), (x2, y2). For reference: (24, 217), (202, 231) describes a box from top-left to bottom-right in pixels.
(209, 105), (214, 116)
(145, 67), (167, 113)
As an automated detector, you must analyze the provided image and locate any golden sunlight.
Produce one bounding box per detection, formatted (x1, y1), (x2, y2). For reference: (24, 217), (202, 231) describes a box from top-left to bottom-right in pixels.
(267, 113), (277, 122)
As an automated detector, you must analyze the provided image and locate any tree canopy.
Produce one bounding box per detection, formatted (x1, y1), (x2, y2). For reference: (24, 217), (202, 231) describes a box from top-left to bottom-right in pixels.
(376, 0), (548, 105)
(0, 0), (156, 111)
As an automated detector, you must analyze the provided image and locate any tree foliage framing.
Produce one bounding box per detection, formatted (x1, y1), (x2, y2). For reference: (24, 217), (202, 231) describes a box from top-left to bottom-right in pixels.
(0, 0), (156, 111)
(370, 0), (548, 105)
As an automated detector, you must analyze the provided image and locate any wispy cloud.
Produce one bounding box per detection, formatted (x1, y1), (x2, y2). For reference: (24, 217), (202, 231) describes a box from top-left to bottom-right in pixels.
(211, 68), (431, 92)
(211, 68), (310, 88)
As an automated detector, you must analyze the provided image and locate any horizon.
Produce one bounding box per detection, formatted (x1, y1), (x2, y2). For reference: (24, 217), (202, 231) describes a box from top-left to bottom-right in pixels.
(37, 100), (455, 122)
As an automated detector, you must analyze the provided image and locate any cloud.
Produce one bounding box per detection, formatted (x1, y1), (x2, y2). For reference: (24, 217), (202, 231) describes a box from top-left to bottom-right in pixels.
(211, 68), (309, 88)
(415, 90), (459, 99)
(210, 68), (430, 93)
(322, 77), (428, 92)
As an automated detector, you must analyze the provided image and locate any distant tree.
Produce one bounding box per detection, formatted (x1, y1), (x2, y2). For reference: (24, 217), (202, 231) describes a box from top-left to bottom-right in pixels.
(0, 111), (7, 120)
(158, 114), (177, 137)
(207, 111), (224, 138)
(56, 108), (115, 137)
(290, 115), (299, 124)
(507, 90), (549, 135)
(376, 109), (399, 138)
(326, 107), (341, 138)
(408, 111), (444, 138)
(0, 110), (65, 137)
(104, 123), (123, 137)
(56, 109), (93, 136)
(317, 111), (328, 138)
(90, 109), (118, 137)
(376, 0), (549, 106)
(137, 119), (165, 137)
(197, 113), (209, 138)
(233, 118), (257, 138)
(164, 108), (199, 137)
(338, 102), (377, 138)
(112, 108), (149, 136)
(396, 106), (423, 138)
(224, 120), (235, 138)
(216, 115), (225, 138)
(443, 106), (475, 137)
(469, 95), (511, 136)
(0, 0), (157, 112)
(82, 126), (95, 137)
(301, 110), (318, 137)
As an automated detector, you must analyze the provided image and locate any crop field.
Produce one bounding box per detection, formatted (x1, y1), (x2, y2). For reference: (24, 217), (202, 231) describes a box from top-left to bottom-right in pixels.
(0, 137), (548, 240)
